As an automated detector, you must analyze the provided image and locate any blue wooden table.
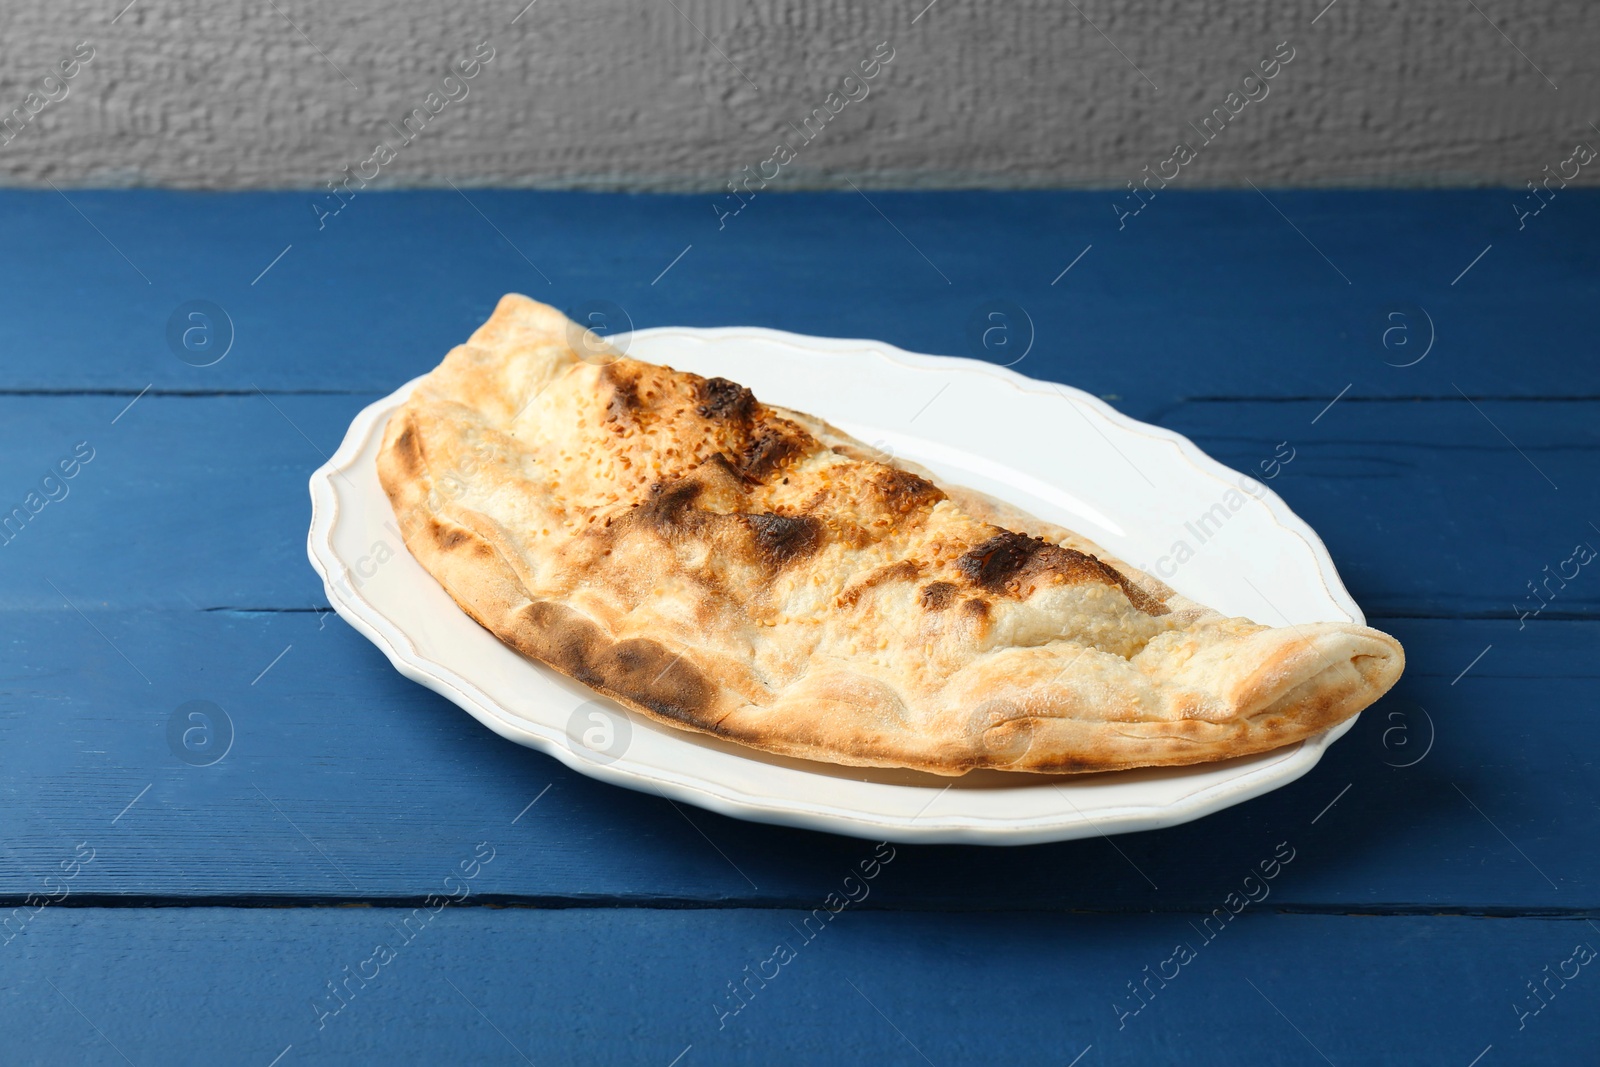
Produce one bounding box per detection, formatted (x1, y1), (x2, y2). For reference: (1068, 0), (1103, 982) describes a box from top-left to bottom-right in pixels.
(2, 187), (1595, 1065)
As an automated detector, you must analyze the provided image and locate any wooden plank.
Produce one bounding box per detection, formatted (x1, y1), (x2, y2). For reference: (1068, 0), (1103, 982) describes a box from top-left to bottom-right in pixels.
(0, 609), (1592, 910)
(2, 190), (1597, 416)
(7, 188), (1591, 1057)
(1, 393), (1594, 617)
(4, 907), (1592, 1064)
(1161, 397), (1600, 619)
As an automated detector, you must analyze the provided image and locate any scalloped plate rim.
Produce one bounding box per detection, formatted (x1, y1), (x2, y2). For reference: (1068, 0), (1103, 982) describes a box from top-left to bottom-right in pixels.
(306, 324), (1363, 845)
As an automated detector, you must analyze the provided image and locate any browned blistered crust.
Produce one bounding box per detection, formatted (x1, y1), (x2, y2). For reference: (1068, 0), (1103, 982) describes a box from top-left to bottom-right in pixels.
(376, 295), (1405, 775)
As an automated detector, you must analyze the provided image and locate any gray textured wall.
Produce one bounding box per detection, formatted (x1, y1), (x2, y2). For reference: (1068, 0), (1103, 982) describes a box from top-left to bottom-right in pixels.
(0, 0), (1594, 189)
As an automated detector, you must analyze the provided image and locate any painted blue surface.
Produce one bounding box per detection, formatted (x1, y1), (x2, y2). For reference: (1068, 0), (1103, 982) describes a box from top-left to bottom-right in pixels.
(7, 909), (1593, 1066)
(0, 190), (1595, 1064)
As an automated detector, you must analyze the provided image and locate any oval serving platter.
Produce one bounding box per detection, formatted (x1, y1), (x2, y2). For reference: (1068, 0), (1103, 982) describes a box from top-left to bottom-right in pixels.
(307, 326), (1365, 845)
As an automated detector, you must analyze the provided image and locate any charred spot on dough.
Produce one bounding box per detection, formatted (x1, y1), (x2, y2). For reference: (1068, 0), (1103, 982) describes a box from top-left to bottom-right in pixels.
(517, 601), (606, 684)
(1029, 753), (1116, 774)
(955, 530), (1056, 592)
(871, 467), (946, 513)
(430, 520), (472, 551)
(956, 529), (1169, 616)
(696, 376), (757, 422)
(429, 521), (493, 559)
(960, 597), (991, 622)
(918, 581), (958, 611)
(392, 421), (422, 475)
(742, 512), (823, 567)
(601, 363), (642, 423)
(735, 425), (802, 481)
(515, 602), (713, 723)
(596, 638), (715, 723)
(626, 478), (725, 548)
(638, 479), (705, 526)
(632, 479), (823, 570)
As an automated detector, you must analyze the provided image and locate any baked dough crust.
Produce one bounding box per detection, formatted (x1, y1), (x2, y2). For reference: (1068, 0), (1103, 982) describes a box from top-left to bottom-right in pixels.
(377, 295), (1404, 775)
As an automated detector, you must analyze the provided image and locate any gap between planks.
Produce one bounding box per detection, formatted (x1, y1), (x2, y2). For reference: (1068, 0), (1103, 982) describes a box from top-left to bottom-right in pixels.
(0, 896), (1593, 918)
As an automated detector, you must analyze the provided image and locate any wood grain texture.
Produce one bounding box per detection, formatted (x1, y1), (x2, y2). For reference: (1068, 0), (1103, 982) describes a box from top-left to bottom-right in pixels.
(1, 1), (1596, 189)
(1, 188), (1593, 1063)
(0, 608), (1591, 910)
(0, 190), (1596, 415)
(4, 908), (1593, 1065)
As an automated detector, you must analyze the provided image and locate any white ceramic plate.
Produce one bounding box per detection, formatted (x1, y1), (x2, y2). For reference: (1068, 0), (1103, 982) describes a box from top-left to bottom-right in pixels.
(307, 327), (1366, 845)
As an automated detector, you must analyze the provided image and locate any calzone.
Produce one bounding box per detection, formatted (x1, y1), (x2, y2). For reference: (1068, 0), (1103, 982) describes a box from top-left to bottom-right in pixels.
(378, 295), (1403, 775)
